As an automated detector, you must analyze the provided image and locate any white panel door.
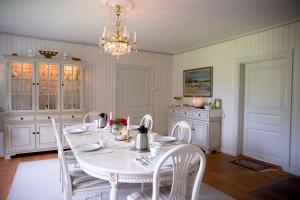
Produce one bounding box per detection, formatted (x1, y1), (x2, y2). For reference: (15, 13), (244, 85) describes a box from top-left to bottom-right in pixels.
(243, 58), (292, 168)
(36, 124), (58, 149)
(8, 125), (35, 152)
(116, 65), (153, 126)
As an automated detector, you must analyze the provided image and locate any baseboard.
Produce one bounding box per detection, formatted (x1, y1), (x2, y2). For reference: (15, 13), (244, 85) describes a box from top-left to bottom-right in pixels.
(289, 166), (300, 176)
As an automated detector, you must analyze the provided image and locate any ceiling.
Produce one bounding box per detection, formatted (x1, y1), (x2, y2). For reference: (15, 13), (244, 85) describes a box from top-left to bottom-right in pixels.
(0, 0), (299, 54)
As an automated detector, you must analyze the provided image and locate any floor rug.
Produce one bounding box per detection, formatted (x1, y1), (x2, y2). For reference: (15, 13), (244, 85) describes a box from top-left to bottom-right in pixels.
(230, 157), (279, 172)
(249, 177), (300, 200)
(8, 159), (233, 200)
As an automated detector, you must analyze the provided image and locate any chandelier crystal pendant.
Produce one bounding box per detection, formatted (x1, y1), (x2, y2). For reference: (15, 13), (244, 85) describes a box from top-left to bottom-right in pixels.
(100, 2), (137, 57)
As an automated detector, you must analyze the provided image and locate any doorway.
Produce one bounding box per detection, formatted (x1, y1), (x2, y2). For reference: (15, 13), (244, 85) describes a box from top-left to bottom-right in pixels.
(238, 51), (293, 170)
(115, 64), (154, 127)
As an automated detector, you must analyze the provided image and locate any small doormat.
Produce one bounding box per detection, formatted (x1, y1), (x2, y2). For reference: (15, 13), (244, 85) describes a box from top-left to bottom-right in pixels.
(230, 157), (279, 172)
(249, 177), (300, 200)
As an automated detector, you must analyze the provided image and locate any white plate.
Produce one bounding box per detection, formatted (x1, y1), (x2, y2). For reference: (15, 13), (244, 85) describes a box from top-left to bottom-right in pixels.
(76, 144), (101, 152)
(66, 129), (83, 134)
(154, 136), (177, 143)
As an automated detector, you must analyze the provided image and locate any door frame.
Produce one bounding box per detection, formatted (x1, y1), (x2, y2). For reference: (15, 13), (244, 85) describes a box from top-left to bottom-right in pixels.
(114, 64), (155, 129)
(235, 50), (293, 169)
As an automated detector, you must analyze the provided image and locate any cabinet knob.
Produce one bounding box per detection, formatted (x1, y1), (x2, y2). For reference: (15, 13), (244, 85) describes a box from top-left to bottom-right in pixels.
(198, 114), (201, 117)
(72, 115), (75, 118)
(62, 83), (64, 87)
(184, 112), (186, 114)
(192, 128), (195, 131)
(36, 83), (39, 86)
(20, 117), (24, 120)
(172, 110), (175, 113)
(48, 116), (51, 119)
(36, 132), (40, 134)
(32, 83), (35, 86)
(32, 132), (35, 134)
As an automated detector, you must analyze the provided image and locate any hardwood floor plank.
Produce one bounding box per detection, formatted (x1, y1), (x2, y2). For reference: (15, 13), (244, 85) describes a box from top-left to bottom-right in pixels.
(0, 152), (297, 200)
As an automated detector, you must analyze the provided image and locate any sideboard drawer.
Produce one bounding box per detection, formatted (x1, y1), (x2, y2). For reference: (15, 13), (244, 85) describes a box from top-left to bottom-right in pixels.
(36, 114), (60, 121)
(61, 114), (83, 120)
(169, 108), (181, 116)
(193, 111), (209, 121)
(8, 115), (35, 121)
(179, 109), (193, 118)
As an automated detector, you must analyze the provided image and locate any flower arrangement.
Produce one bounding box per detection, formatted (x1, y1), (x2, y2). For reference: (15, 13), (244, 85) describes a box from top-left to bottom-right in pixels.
(109, 118), (127, 126)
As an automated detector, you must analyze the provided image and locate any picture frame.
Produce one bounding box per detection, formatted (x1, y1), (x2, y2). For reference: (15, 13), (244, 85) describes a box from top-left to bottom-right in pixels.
(183, 67), (213, 97)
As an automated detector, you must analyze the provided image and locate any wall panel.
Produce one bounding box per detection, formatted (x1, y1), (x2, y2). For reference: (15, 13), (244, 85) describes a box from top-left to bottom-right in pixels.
(172, 22), (300, 175)
(0, 33), (172, 143)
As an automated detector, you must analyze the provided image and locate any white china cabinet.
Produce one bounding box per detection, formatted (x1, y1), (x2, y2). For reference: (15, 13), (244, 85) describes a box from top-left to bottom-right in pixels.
(4, 55), (84, 158)
(168, 106), (222, 153)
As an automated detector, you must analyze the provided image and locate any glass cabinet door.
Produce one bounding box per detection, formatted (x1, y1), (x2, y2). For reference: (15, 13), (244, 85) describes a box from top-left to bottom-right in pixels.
(62, 64), (82, 111)
(10, 61), (35, 111)
(36, 63), (60, 111)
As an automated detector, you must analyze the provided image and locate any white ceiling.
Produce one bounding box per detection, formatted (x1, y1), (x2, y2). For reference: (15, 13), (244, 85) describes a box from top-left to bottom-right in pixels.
(0, 0), (299, 54)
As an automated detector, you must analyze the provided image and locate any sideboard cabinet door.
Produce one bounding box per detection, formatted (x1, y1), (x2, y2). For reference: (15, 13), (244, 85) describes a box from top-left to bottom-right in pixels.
(8, 125), (35, 152)
(192, 121), (208, 148)
(36, 124), (58, 149)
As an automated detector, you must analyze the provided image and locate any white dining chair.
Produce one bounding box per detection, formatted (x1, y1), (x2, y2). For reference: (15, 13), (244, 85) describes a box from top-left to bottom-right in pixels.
(170, 121), (192, 144)
(52, 118), (111, 200)
(52, 118), (77, 191)
(127, 144), (206, 200)
(140, 114), (153, 132)
(83, 111), (99, 123)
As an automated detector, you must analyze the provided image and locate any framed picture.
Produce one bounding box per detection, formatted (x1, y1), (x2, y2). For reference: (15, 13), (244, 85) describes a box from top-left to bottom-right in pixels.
(183, 67), (213, 97)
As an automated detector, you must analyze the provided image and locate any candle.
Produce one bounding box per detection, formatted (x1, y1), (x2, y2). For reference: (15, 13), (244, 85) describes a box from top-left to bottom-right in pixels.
(109, 112), (112, 120)
(102, 26), (106, 38)
(133, 32), (136, 42)
(127, 116), (130, 130)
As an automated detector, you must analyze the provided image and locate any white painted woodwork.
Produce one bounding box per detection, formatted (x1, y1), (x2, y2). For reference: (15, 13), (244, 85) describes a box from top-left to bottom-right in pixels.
(172, 22), (300, 175)
(243, 57), (292, 168)
(63, 123), (190, 200)
(168, 107), (222, 152)
(3, 56), (85, 156)
(36, 123), (58, 149)
(8, 124), (35, 152)
(0, 33), (172, 139)
(116, 65), (154, 126)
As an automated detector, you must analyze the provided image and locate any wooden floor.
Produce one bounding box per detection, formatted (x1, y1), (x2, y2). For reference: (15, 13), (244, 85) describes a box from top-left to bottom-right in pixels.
(0, 152), (295, 200)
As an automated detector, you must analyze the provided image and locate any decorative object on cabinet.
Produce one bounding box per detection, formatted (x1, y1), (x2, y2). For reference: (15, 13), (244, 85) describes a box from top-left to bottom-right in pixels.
(27, 49), (35, 57)
(38, 50), (58, 58)
(168, 106), (222, 153)
(71, 57), (81, 61)
(3, 55), (85, 159)
(62, 52), (68, 60)
(183, 67), (213, 97)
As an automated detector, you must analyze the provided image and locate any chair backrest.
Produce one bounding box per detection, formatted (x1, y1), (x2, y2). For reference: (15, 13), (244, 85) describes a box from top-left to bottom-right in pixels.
(83, 111), (99, 123)
(140, 114), (153, 132)
(170, 121), (192, 144)
(51, 118), (72, 191)
(152, 144), (206, 200)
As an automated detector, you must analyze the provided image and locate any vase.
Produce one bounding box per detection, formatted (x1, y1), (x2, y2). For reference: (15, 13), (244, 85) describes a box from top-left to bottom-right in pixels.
(111, 124), (125, 135)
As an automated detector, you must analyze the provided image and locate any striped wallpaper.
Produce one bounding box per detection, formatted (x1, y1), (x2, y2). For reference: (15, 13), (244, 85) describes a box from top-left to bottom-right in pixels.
(172, 22), (300, 175)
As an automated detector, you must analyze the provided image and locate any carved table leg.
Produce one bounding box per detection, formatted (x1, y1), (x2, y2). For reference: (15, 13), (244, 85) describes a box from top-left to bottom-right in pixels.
(110, 182), (119, 200)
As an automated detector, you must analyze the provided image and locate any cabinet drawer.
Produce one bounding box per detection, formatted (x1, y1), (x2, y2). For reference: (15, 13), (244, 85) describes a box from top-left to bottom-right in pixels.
(36, 115), (60, 121)
(7, 115), (35, 121)
(193, 111), (209, 121)
(179, 109), (193, 118)
(169, 108), (180, 116)
(61, 114), (83, 120)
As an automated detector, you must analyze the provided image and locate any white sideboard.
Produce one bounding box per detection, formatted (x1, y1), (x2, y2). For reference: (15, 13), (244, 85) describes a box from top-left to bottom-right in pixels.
(168, 106), (222, 153)
(4, 55), (85, 158)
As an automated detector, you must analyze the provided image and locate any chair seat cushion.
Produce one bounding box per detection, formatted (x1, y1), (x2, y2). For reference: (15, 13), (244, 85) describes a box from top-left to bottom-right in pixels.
(64, 149), (76, 161)
(127, 186), (171, 200)
(70, 170), (110, 191)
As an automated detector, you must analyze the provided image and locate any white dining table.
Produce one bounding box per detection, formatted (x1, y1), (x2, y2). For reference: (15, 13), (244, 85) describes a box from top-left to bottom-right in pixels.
(63, 123), (180, 200)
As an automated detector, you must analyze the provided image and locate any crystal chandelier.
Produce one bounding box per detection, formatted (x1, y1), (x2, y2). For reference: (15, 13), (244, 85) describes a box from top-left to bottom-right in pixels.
(99, 2), (137, 57)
